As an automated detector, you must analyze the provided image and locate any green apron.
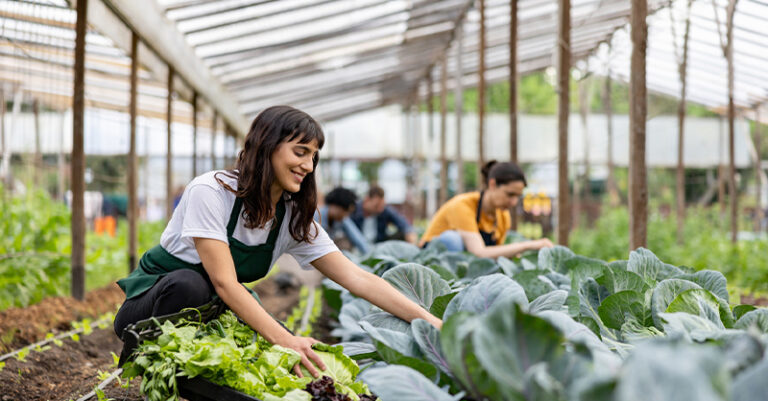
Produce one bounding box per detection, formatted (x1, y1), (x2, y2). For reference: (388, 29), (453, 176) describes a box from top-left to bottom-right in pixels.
(117, 196), (285, 301)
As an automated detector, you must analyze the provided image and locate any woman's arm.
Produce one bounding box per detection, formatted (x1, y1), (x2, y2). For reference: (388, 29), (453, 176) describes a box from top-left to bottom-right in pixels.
(193, 238), (326, 377)
(459, 231), (553, 259)
(311, 251), (443, 329)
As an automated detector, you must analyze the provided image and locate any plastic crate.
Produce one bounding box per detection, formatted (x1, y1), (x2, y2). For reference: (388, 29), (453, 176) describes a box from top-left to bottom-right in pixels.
(118, 298), (263, 401)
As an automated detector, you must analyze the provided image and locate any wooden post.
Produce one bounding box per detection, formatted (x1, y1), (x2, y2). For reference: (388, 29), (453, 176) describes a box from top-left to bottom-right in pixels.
(557, 0), (571, 246)
(604, 74), (619, 207)
(71, 0), (88, 301)
(755, 106), (763, 232)
(192, 92), (198, 178)
(58, 111), (66, 201)
(0, 89), (5, 191)
(455, 24), (465, 194)
(719, 118), (727, 217)
(726, 0), (738, 243)
(629, 0), (648, 250)
(674, 0), (694, 244)
(211, 110), (218, 171)
(575, 77), (592, 228)
(128, 32), (139, 273)
(426, 75), (436, 217)
(412, 102), (424, 219)
(509, 0), (519, 230)
(166, 67), (174, 221)
(33, 99), (42, 188)
(477, 0), (486, 182)
(439, 56), (448, 206)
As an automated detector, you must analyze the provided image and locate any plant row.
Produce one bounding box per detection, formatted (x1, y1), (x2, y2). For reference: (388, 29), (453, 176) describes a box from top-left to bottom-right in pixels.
(322, 241), (768, 401)
(0, 189), (163, 311)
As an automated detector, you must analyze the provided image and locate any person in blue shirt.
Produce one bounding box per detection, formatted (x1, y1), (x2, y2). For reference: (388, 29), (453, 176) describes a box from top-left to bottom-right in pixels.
(315, 187), (371, 254)
(350, 185), (417, 245)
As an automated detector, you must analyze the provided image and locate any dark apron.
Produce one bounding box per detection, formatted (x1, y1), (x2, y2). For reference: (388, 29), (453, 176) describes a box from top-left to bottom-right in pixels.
(117, 196), (285, 301)
(476, 191), (497, 246)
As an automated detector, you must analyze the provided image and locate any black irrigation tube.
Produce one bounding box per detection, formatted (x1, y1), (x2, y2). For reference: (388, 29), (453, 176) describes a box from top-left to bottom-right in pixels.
(75, 368), (124, 401)
(0, 316), (113, 363)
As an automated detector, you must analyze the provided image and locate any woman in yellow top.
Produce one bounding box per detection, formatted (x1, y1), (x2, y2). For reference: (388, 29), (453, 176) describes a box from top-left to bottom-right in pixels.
(419, 161), (553, 258)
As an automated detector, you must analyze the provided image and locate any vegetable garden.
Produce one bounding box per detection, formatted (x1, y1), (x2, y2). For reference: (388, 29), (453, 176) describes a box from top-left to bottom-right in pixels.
(3, 0), (768, 400)
(4, 193), (768, 401)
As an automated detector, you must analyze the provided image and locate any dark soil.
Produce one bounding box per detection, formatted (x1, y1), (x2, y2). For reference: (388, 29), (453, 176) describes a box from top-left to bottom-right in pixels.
(0, 284), (126, 353)
(0, 277), (301, 401)
(311, 298), (340, 345)
(740, 293), (768, 307)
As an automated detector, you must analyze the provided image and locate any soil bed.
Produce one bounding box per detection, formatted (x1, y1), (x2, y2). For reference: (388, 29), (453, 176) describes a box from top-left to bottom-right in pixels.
(0, 277), (301, 401)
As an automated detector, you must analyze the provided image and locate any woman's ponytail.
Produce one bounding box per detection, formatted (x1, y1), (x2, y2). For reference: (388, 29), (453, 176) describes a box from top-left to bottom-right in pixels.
(482, 160), (526, 187)
(481, 160), (498, 186)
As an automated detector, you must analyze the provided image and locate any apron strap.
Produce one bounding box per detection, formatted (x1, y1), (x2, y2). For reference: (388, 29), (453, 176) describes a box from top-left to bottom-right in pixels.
(266, 198), (286, 245)
(226, 197), (244, 237)
(226, 196), (286, 242)
(476, 191), (498, 246)
(476, 191), (485, 224)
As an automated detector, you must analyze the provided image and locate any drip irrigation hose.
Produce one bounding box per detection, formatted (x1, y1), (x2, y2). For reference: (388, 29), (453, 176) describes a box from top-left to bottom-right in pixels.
(298, 286), (317, 335)
(0, 316), (112, 363)
(75, 368), (123, 401)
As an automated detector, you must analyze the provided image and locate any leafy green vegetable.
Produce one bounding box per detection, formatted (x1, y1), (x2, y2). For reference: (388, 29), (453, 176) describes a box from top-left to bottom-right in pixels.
(122, 311), (370, 401)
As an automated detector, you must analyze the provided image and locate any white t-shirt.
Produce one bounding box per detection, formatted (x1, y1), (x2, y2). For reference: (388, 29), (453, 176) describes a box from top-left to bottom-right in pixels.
(160, 171), (338, 271)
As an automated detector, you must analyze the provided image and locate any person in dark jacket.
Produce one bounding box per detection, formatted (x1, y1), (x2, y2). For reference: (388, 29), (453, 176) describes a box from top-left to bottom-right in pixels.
(315, 187), (371, 253)
(350, 185), (417, 245)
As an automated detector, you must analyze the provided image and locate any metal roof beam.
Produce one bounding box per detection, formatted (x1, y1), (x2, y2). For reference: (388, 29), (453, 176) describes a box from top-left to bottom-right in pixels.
(90, 0), (247, 135)
(191, 0), (391, 48)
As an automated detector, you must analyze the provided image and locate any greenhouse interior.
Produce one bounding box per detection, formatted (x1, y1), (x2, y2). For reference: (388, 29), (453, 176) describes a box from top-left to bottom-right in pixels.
(1, 0), (768, 400)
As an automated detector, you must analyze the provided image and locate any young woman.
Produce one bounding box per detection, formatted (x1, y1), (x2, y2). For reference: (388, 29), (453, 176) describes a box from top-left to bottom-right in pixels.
(114, 106), (441, 378)
(419, 160), (553, 258)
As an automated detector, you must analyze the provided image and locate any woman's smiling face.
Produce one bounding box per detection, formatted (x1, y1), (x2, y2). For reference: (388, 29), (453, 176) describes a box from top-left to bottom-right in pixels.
(270, 136), (319, 193)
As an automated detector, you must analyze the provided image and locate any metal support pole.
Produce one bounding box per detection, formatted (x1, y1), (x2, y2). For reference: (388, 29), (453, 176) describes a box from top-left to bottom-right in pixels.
(166, 67), (174, 221)
(629, 0), (648, 250)
(71, 0), (88, 301)
(557, 0), (571, 246)
(128, 32), (139, 273)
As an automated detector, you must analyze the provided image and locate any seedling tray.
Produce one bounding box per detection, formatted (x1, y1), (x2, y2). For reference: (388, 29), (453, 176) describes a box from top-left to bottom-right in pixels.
(118, 298), (263, 401)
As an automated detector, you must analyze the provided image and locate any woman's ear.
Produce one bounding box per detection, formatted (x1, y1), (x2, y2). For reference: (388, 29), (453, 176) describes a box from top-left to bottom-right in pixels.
(487, 178), (497, 189)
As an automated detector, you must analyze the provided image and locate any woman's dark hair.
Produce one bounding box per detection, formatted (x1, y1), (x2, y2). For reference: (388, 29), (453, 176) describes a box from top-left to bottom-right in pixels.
(481, 160), (527, 187)
(215, 105), (325, 243)
(325, 187), (357, 211)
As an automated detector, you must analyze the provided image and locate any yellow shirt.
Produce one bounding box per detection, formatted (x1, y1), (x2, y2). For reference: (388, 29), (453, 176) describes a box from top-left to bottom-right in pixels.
(420, 191), (510, 246)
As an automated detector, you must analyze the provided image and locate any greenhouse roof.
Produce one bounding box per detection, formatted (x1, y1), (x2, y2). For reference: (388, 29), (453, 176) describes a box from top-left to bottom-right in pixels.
(1, 0), (767, 134)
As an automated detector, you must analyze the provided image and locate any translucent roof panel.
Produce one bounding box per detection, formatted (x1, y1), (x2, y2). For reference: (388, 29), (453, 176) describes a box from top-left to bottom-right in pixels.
(158, 0), (476, 121)
(0, 0), (202, 123)
(588, 0), (768, 122)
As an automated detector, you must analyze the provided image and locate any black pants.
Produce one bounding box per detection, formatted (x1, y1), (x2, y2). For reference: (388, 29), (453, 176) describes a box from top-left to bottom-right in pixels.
(113, 269), (214, 338)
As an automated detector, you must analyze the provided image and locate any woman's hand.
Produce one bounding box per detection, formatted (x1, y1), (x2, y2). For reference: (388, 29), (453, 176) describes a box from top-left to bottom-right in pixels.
(530, 238), (554, 250)
(274, 335), (327, 378)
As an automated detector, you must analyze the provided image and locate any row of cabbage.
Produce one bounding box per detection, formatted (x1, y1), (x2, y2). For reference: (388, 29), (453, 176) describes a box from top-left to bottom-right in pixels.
(324, 241), (768, 401)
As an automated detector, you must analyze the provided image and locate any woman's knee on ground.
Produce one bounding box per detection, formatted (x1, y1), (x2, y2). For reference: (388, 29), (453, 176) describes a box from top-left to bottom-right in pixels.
(158, 269), (213, 306)
(436, 230), (465, 252)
